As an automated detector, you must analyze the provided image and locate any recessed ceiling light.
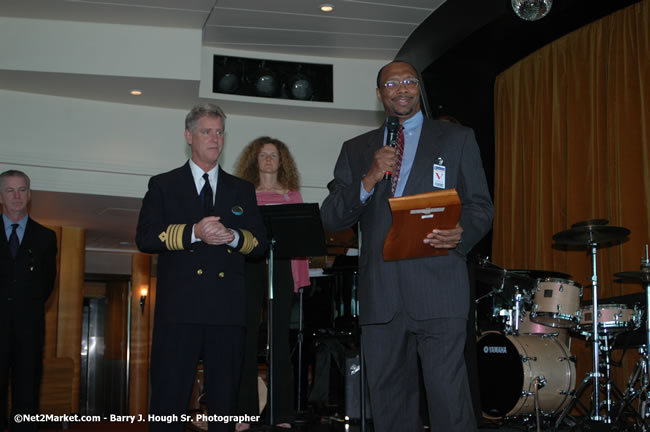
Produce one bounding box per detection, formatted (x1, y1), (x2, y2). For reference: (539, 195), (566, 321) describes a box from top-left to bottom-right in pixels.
(130, 89), (142, 96)
(320, 4), (334, 12)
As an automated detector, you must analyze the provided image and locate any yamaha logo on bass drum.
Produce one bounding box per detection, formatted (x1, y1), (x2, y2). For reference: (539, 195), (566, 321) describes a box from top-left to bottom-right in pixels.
(482, 345), (508, 354)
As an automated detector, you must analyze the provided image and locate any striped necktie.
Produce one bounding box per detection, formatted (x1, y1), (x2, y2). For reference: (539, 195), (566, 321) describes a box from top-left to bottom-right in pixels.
(391, 126), (405, 196)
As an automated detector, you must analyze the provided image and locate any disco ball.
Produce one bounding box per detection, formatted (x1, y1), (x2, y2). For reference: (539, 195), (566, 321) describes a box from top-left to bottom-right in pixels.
(512, 0), (552, 21)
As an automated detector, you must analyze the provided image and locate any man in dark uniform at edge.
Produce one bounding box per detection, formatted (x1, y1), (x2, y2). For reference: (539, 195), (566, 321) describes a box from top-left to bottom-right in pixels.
(0, 170), (57, 432)
(320, 61), (493, 431)
(136, 103), (267, 432)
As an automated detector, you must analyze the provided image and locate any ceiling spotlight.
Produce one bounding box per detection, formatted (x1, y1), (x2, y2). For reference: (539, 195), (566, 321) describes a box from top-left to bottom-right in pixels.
(214, 58), (242, 94)
(288, 67), (313, 101)
(320, 4), (334, 13)
(512, 0), (552, 21)
(130, 89), (142, 95)
(254, 61), (278, 98)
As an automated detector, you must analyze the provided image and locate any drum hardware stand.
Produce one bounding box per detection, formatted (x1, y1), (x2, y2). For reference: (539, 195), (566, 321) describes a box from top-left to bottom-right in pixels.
(615, 345), (649, 431)
(641, 246), (650, 424)
(533, 376), (546, 432)
(556, 238), (609, 426)
(552, 220), (632, 428)
(514, 290), (523, 333)
(588, 238), (605, 421)
(597, 333), (640, 424)
(499, 286), (524, 333)
(474, 266), (507, 305)
(613, 244), (650, 430)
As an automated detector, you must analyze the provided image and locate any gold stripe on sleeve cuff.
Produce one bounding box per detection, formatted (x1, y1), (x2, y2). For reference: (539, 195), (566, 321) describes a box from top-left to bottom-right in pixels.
(239, 230), (259, 255)
(159, 224), (186, 251)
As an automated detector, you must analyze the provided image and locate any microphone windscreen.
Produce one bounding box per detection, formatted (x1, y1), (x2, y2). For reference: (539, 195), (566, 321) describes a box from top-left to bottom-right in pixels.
(386, 116), (400, 133)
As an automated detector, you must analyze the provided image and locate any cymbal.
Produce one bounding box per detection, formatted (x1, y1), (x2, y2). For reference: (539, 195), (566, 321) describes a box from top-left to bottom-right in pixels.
(552, 224), (630, 246)
(508, 269), (571, 280)
(614, 269), (650, 283)
(475, 266), (535, 290)
(571, 218), (609, 228)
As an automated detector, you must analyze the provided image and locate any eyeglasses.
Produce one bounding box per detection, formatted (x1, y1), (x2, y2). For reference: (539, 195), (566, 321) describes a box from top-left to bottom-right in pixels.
(258, 152), (279, 160)
(383, 78), (419, 90)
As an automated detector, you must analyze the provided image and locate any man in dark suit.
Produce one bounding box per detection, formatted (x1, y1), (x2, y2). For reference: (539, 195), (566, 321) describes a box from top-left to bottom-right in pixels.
(321, 61), (493, 432)
(0, 170), (58, 432)
(136, 103), (267, 432)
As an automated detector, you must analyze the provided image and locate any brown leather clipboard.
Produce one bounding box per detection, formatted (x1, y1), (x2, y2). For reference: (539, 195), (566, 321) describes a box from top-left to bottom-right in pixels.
(382, 189), (461, 261)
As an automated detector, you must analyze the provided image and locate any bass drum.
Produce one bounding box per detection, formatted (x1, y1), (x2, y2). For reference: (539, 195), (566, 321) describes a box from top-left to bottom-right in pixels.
(477, 332), (575, 419)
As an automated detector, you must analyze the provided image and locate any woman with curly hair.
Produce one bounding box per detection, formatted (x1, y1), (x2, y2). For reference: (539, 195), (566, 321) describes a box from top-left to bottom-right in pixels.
(233, 137), (310, 430)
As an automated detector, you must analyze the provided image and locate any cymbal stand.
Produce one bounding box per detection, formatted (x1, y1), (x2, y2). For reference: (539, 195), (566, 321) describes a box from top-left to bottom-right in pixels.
(474, 269), (506, 305)
(556, 239), (606, 428)
(641, 244), (650, 420)
(613, 245), (650, 429)
(600, 335), (616, 417)
(588, 238), (605, 421)
(615, 344), (649, 430)
(596, 333), (647, 428)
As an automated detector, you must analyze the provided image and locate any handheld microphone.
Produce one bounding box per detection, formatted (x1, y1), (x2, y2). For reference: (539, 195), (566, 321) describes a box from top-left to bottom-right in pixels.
(383, 116), (400, 181)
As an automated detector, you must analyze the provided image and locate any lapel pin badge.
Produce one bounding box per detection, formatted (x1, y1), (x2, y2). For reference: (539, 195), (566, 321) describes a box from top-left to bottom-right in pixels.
(232, 206), (244, 216)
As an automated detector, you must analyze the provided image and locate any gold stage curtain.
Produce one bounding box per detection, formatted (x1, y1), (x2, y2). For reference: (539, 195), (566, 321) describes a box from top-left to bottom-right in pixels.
(492, 0), (650, 405)
(493, 0), (650, 292)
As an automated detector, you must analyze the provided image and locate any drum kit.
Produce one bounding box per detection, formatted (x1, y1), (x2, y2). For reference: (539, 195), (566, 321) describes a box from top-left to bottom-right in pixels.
(476, 219), (650, 430)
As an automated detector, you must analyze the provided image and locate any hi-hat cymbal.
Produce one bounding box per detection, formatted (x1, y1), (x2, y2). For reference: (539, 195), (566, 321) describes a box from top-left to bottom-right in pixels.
(475, 266), (536, 290)
(552, 224), (630, 246)
(508, 269), (571, 280)
(571, 219), (609, 228)
(614, 269), (650, 283)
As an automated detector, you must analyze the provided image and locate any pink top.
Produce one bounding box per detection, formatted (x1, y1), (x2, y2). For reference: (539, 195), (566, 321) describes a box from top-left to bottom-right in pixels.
(256, 190), (311, 292)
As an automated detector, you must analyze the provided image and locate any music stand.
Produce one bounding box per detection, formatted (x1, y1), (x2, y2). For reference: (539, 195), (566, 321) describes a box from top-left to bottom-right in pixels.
(258, 203), (327, 427)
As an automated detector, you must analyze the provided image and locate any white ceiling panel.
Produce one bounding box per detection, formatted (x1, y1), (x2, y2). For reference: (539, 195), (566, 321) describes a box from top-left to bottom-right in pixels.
(208, 1), (433, 26)
(68, 0), (214, 9)
(0, 0), (211, 28)
(203, 27), (405, 50)
(205, 9), (415, 36)
(343, 0), (441, 7)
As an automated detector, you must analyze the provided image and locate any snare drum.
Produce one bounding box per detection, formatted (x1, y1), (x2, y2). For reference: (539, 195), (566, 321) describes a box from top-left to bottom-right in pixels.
(530, 278), (582, 328)
(477, 332), (575, 418)
(578, 304), (641, 334)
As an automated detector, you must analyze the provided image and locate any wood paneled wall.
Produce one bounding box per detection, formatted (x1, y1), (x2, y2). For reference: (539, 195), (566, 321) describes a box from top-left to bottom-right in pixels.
(129, 253), (152, 416)
(55, 226), (85, 413)
(43, 225), (62, 359)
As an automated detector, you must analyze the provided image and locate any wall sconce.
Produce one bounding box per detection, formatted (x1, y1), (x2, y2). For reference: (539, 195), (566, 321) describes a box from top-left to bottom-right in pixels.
(139, 287), (148, 313)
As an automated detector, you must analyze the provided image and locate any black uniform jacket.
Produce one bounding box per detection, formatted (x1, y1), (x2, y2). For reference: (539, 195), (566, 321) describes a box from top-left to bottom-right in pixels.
(136, 162), (267, 327)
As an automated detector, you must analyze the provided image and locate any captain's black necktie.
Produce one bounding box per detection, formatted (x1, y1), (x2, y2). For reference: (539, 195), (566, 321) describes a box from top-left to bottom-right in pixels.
(9, 223), (19, 258)
(200, 173), (214, 216)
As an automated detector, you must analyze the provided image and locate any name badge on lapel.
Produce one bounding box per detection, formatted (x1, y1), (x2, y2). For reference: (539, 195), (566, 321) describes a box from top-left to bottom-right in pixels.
(433, 163), (446, 189)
